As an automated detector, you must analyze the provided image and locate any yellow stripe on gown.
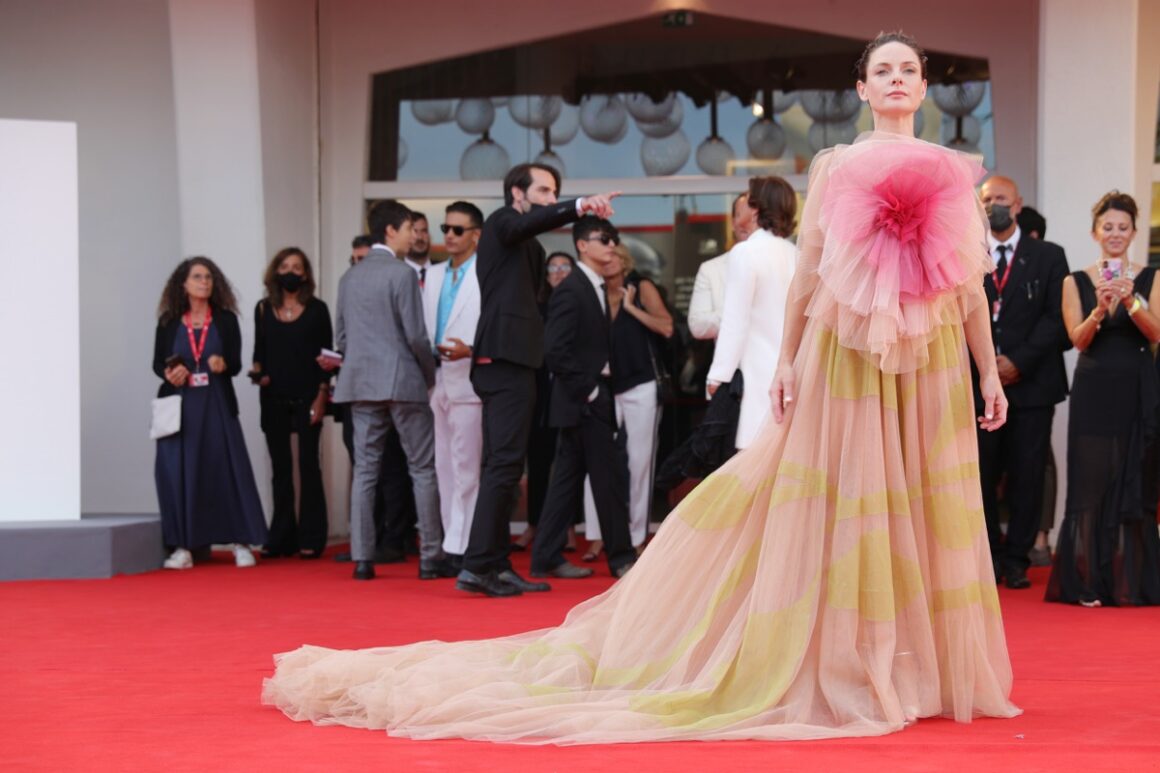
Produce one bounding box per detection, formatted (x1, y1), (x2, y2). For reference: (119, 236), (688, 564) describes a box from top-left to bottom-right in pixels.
(261, 314), (1020, 744)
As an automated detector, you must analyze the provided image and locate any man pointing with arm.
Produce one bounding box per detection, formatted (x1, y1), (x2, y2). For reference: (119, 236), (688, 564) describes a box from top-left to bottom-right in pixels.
(457, 162), (620, 597)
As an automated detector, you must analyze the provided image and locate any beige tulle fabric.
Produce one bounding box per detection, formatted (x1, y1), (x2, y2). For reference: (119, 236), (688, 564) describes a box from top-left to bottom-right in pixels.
(262, 133), (1021, 744)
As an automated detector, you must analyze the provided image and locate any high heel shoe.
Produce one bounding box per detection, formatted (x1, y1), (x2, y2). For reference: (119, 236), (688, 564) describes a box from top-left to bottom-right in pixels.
(582, 540), (603, 563)
(511, 527), (535, 552)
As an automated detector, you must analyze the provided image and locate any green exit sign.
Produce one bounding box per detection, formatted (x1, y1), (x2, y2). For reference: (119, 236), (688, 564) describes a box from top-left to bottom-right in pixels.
(662, 11), (694, 28)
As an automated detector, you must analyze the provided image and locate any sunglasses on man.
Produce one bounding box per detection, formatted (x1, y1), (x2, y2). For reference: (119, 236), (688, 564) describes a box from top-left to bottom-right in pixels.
(584, 233), (620, 246)
(440, 223), (480, 236)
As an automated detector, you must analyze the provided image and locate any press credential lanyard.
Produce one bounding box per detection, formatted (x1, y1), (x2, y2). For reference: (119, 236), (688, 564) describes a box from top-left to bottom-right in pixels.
(184, 309), (213, 372)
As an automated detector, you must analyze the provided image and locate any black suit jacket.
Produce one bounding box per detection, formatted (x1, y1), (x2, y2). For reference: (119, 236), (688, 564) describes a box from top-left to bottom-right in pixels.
(544, 269), (610, 428)
(982, 236), (1071, 408)
(472, 200), (580, 370)
(153, 308), (243, 416)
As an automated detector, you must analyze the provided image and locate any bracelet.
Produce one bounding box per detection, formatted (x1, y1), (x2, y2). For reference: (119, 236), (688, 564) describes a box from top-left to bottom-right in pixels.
(1129, 297), (1144, 316)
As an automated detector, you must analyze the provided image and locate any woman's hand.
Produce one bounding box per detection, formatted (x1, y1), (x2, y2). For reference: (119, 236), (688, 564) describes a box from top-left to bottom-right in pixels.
(164, 364), (190, 388)
(207, 355), (227, 374)
(316, 354), (342, 372)
(1108, 277), (1135, 310)
(977, 371), (1008, 432)
(770, 362), (795, 424)
(309, 393), (327, 426)
(622, 284), (636, 308)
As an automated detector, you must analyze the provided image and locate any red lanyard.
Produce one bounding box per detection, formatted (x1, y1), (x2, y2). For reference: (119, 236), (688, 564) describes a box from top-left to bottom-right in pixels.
(992, 255), (1013, 296)
(183, 308), (212, 369)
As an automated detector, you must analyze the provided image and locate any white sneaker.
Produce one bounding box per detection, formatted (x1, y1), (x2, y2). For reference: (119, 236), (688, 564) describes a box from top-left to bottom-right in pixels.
(163, 548), (193, 570)
(233, 545), (257, 568)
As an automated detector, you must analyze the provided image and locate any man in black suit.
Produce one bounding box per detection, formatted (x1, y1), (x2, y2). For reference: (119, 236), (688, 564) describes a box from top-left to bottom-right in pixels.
(976, 175), (1070, 590)
(530, 217), (636, 581)
(456, 163), (619, 597)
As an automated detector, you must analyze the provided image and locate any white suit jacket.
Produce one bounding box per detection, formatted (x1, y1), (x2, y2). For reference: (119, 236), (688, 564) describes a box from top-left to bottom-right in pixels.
(706, 229), (796, 448)
(687, 251), (729, 340)
(421, 257), (482, 404)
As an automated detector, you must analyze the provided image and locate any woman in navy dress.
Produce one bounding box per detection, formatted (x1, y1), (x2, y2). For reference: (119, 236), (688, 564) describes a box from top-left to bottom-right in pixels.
(153, 257), (268, 569)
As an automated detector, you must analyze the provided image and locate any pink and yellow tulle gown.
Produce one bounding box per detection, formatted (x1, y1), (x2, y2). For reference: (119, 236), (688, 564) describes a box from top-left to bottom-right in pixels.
(262, 133), (1021, 744)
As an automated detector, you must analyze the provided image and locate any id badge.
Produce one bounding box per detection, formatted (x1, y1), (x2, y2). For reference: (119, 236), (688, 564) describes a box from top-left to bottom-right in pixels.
(190, 372), (210, 388)
(991, 299), (1002, 323)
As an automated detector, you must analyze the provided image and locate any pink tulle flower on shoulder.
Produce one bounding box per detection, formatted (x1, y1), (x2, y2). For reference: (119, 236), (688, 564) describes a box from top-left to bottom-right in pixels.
(819, 138), (984, 314)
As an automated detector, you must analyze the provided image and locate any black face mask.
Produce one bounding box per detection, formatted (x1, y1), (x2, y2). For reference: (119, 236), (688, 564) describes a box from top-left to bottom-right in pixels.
(277, 272), (305, 293)
(986, 203), (1013, 232)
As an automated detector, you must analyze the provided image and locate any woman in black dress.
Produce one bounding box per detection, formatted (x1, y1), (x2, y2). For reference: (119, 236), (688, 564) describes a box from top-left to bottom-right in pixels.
(1047, 191), (1160, 606)
(515, 251), (577, 552)
(250, 247), (334, 559)
(153, 257), (268, 569)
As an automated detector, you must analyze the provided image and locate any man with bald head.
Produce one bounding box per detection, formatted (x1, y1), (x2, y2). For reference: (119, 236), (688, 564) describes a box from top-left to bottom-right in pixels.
(976, 175), (1070, 590)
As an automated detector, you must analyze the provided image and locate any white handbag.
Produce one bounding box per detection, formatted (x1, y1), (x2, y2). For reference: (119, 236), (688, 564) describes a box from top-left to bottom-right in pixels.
(150, 395), (182, 439)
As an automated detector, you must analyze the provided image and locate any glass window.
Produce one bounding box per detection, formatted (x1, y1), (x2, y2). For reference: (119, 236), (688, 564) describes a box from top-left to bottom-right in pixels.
(369, 13), (992, 183)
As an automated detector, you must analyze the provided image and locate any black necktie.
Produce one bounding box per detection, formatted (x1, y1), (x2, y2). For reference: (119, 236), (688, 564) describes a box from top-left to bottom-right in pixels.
(995, 245), (1009, 278)
(419, 267), (426, 289)
(600, 282), (612, 325)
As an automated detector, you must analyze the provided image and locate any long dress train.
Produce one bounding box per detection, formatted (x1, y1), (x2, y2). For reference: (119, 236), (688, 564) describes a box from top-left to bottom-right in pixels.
(262, 133), (1021, 744)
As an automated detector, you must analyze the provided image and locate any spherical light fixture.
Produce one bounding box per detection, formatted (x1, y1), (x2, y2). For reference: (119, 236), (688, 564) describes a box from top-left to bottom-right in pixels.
(509, 96), (562, 130)
(459, 133), (510, 180)
(580, 95), (629, 143)
(640, 130), (691, 176)
(454, 99), (495, 135)
(411, 99), (455, 126)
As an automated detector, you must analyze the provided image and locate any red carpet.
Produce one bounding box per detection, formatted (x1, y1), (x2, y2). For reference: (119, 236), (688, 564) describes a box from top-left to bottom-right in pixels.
(2, 548), (1158, 772)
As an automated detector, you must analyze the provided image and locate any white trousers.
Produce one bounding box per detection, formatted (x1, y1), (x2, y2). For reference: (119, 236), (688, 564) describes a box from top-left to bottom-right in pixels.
(584, 380), (659, 546)
(431, 376), (483, 555)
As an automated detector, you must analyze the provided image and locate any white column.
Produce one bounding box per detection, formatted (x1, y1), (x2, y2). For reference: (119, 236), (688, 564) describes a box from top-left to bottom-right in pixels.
(0, 120), (80, 521)
(168, 0), (272, 509)
(1038, 0), (1157, 535)
(1039, 0), (1144, 265)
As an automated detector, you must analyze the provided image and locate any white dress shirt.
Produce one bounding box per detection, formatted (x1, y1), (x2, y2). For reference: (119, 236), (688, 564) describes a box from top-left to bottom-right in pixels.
(987, 225), (1021, 271)
(575, 259), (611, 400)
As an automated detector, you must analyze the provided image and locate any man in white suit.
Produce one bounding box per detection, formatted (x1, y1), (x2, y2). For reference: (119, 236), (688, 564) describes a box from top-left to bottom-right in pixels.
(687, 193), (757, 340)
(706, 177), (798, 449)
(421, 201), (485, 566)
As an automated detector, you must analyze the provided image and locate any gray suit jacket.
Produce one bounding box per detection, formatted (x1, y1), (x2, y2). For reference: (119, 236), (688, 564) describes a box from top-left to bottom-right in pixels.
(333, 247), (436, 403)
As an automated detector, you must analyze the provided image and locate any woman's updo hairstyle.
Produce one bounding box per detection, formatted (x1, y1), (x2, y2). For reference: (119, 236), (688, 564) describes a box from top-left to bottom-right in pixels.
(1090, 190), (1138, 232)
(855, 31), (928, 81)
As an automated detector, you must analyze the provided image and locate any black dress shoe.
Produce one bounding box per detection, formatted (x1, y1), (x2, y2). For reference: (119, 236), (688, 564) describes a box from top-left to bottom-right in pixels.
(612, 561), (635, 579)
(498, 569), (551, 592)
(352, 561), (375, 580)
(455, 569), (522, 597)
(373, 546), (406, 564)
(1004, 566), (1031, 589)
(419, 559), (459, 580)
(298, 549), (323, 560)
(529, 562), (590, 579)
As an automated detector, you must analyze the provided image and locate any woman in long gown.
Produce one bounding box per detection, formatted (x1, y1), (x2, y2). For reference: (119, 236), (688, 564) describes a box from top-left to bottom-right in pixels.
(262, 32), (1021, 743)
(1046, 191), (1160, 607)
